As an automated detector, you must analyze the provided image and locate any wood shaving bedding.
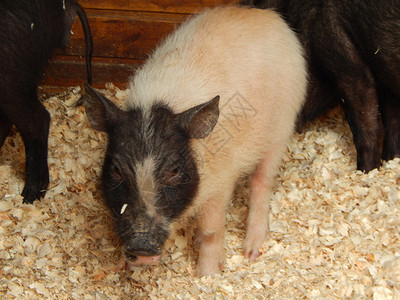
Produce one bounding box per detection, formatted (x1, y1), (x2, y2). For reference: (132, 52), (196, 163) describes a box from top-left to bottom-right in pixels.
(0, 85), (399, 299)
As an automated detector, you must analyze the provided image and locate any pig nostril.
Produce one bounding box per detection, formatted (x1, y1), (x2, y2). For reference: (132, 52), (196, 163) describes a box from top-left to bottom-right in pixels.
(129, 250), (154, 257)
(125, 244), (160, 257)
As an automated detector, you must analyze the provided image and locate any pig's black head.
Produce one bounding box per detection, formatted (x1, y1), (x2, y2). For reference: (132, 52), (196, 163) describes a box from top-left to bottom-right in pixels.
(83, 84), (219, 263)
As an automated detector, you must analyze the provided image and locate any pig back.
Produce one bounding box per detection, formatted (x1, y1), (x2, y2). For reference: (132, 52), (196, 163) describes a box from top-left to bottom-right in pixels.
(0, 0), (66, 81)
(127, 6), (307, 191)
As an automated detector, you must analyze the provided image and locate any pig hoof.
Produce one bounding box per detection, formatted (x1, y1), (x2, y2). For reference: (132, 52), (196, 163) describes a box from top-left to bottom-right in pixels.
(21, 170), (49, 203)
(356, 156), (380, 173)
(243, 230), (268, 262)
(196, 260), (224, 277)
(243, 239), (264, 261)
(21, 186), (47, 204)
(244, 249), (261, 262)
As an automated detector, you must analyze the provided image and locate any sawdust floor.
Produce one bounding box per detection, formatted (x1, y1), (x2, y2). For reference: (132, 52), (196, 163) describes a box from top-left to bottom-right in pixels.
(0, 85), (399, 299)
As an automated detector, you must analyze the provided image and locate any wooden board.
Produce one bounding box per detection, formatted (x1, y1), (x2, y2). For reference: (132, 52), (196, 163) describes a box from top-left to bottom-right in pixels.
(63, 10), (188, 59)
(40, 0), (239, 91)
(78, 0), (236, 14)
(40, 56), (138, 94)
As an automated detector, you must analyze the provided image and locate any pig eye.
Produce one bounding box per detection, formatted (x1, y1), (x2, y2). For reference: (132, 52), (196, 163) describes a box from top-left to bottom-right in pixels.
(171, 167), (180, 176)
(109, 164), (123, 182)
(165, 166), (181, 184)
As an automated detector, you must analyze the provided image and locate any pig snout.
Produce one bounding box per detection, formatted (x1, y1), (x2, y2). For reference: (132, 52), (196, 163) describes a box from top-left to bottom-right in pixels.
(117, 214), (171, 266)
(124, 236), (163, 265)
(125, 250), (162, 266)
(127, 255), (162, 266)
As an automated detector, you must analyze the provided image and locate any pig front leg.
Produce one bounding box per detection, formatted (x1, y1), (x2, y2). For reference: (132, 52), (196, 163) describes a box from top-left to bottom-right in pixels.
(196, 187), (234, 276)
(19, 103), (50, 203)
(2, 91), (50, 203)
(21, 130), (50, 203)
(244, 150), (281, 261)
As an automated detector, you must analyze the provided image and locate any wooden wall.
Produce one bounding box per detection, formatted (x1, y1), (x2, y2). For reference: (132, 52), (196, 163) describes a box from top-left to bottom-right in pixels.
(41, 0), (238, 92)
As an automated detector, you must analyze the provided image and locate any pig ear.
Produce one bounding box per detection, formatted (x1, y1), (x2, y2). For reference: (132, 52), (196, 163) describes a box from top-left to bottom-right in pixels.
(82, 84), (122, 132)
(177, 95), (220, 139)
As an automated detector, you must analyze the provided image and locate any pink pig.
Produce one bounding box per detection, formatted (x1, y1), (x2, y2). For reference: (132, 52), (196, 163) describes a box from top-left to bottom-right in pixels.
(84, 6), (307, 276)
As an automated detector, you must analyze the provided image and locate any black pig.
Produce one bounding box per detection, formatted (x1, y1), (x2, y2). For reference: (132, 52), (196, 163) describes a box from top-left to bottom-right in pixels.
(241, 0), (400, 172)
(0, 0), (92, 203)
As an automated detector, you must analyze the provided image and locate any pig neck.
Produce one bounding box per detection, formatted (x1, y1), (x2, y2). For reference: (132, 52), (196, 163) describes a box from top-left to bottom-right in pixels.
(186, 125), (239, 212)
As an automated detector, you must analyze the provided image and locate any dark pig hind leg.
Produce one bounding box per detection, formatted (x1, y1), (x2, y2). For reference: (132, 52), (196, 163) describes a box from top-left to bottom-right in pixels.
(296, 69), (341, 132)
(338, 72), (381, 172)
(0, 111), (12, 148)
(314, 16), (382, 172)
(2, 91), (50, 203)
(320, 28), (381, 171)
(379, 87), (400, 161)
